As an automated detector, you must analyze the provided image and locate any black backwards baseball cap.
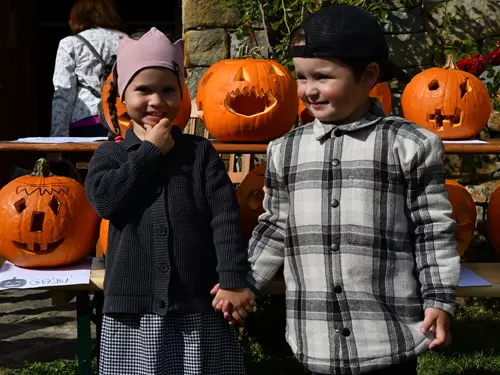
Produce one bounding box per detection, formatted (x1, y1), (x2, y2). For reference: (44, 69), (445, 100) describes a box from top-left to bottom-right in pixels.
(289, 4), (411, 83)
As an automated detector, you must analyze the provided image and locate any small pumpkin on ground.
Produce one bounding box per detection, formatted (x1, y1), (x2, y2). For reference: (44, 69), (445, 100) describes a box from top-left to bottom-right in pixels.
(101, 73), (192, 136)
(445, 179), (476, 257)
(297, 82), (392, 125)
(401, 55), (492, 139)
(197, 59), (298, 142)
(0, 159), (100, 268)
(236, 164), (266, 244)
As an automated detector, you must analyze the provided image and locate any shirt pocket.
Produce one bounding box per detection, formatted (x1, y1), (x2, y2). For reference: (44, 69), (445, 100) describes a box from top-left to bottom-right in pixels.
(343, 171), (410, 253)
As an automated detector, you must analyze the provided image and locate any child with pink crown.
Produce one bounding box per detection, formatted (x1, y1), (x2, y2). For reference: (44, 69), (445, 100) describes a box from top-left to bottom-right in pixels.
(84, 27), (255, 375)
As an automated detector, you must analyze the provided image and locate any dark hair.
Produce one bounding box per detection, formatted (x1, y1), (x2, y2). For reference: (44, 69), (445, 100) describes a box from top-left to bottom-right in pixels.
(106, 80), (120, 137)
(289, 27), (374, 83)
(69, 0), (122, 34)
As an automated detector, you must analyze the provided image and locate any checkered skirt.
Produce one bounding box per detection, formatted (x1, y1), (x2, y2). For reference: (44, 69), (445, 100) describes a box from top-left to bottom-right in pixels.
(99, 311), (246, 375)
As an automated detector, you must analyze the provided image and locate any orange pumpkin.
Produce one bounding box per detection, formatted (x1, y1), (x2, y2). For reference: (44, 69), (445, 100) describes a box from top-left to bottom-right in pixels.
(401, 55), (492, 139)
(101, 73), (192, 136)
(297, 82), (392, 124)
(369, 82), (392, 115)
(98, 219), (109, 256)
(487, 184), (500, 254)
(0, 159), (100, 268)
(445, 179), (476, 257)
(236, 164), (266, 243)
(197, 59), (298, 142)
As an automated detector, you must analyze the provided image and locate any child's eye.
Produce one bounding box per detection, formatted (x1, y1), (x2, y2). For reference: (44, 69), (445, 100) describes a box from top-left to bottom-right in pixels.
(163, 87), (176, 93)
(317, 75), (330, 80)
(136, 87), (149, 93)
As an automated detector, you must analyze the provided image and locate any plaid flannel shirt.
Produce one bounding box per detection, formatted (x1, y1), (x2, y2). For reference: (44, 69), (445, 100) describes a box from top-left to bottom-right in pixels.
(247, 101), (460, 374)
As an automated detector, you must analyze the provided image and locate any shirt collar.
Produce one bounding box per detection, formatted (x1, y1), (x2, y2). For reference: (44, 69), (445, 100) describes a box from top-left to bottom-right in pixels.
(313, 98), (386, 141)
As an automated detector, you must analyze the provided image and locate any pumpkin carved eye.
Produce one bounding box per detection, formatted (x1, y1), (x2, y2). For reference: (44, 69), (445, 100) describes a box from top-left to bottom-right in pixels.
(14, 198), (26, 213)
(269, 65), (284, 76)
(459, 78), (471, 99)
(233, 67), (250, 82)
(49, 196), (61, 215)
(428, 80), (439, 90)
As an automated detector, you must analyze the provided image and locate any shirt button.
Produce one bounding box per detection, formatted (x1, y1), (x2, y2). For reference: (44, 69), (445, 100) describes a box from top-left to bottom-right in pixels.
(330, 243), (339, 252)
(158, 262), (169, 273)
(331, 199), (339, 208)
(334, 129), (343, 137)
(157, 227), (167, 236)
(334, 285), (343, 294)
(157, 299), (166, 309)
(342, 328), (351, 337)
(331, 159), (340, 166)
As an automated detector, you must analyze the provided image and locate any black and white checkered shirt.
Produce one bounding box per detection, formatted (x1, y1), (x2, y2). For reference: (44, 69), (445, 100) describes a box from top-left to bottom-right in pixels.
(247, 101), (460, 374)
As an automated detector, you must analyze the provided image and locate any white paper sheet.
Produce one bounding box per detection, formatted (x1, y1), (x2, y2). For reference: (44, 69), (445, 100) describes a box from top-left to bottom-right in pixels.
(458, 265), (492, 287)
(0, 257), (92, 290)
(442, 140), (488, 144)
(9, 137), (107, 143)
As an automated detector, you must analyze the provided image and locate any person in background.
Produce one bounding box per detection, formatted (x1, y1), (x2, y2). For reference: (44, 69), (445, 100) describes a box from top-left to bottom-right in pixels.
(50, 0), (125, 137)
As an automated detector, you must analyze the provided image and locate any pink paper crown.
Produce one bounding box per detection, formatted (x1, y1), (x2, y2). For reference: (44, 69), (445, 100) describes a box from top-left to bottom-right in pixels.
(112, 27), (185, 99)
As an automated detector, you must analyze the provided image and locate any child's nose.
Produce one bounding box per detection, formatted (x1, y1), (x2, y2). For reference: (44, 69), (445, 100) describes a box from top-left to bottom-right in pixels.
(149, 93), (163, 106)
(305, 82), (319, 98)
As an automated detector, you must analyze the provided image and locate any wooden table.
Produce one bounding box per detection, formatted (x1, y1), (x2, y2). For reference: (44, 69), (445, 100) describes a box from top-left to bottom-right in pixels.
(2, 139), (500, 154)
(0, 141), (268, 154)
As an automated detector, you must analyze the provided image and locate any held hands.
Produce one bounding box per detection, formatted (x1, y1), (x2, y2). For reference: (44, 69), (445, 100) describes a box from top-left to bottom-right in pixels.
(144, 118), (175, 154)
(421, 308), (452, 349)
(210, 283), (256, 325)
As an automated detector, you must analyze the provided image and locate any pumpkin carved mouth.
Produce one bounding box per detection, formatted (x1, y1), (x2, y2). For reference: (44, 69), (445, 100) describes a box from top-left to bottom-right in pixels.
(426, 108), (462, 130)
(12, 238), (65, 255)
(224, 88), (278, 117)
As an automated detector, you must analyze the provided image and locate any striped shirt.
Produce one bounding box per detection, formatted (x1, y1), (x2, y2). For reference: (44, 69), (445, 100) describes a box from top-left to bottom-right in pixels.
(247, 100), (460, 374)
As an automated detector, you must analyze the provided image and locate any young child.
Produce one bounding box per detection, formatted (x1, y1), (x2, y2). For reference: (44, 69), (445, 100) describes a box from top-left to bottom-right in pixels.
(84, 27), (255, 375)
(213, 4), (460, 375)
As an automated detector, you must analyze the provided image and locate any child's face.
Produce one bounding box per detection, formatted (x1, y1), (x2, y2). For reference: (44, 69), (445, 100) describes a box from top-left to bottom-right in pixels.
(123, 67), (182, 127)
(293, 57), (373, 123)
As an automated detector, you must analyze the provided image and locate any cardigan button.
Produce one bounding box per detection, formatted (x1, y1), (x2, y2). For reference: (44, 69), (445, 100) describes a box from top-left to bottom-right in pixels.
(334, 129), (343, 137)
(157, 299), (166, 309)
(342, 328), (351, 337)
(157, 227), (167, 236)
(158, 262), (169, 273)
(334, 285), (343, 294)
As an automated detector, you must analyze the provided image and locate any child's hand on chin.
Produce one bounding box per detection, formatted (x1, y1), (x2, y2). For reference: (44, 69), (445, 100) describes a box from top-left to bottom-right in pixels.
(144, 118), (175, 154)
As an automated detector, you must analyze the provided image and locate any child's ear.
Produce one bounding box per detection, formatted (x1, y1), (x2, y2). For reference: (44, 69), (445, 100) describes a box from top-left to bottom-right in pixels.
(363, 62), (380, 90)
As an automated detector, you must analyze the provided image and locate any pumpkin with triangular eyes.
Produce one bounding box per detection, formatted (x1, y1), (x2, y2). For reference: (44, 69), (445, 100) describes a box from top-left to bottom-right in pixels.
(401, 55), (491, 139)
(0, 277), (27, 289)
(0, 159), (100, 268)
(196, 59), (298, 142)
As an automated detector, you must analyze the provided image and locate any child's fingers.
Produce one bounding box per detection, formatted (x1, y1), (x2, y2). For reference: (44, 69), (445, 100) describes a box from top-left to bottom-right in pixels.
(420, 314), (434, 334)
(210, 283), (220, 295)
(244, 303), (255, 313)
(144, 124), (153, 132)
(236, 307), (248, 319)
(231, 310), (244, 325)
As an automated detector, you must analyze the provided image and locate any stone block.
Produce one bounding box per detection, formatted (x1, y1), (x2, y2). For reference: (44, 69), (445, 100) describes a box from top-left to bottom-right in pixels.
(184, 29), (230, 67)
(229, 30), (269, 58)
(383, 8), (424, 34)
(386, 33), (434, 68)
(182, 0), (239, 30)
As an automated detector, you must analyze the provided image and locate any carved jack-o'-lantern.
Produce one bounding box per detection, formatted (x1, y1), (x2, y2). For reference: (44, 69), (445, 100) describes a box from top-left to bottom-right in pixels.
(401, 55), (492, 139)
(445, 179), (476, 257)
(196, 59), (298, 142)
(98, 219), (109, 256)
(236, 165), (266, 243)
(487, 184), (500, 255)
(297, 82), (392, 125)
(101, 73), (192, 136)
(0, 159), (100, 268)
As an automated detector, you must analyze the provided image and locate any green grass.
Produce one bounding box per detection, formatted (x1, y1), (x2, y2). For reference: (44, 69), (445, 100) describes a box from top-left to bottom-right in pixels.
(2, 298), (500, 375)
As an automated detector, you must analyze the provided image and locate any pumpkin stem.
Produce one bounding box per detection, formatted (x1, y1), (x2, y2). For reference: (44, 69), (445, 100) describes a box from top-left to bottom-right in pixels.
(32, 158), (52, 177)
(443, 54), (457, 70)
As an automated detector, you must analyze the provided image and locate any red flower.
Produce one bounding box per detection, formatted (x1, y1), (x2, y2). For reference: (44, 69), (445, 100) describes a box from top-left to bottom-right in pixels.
(457, 57), (473, 72)
(487, 46), (500, 65)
